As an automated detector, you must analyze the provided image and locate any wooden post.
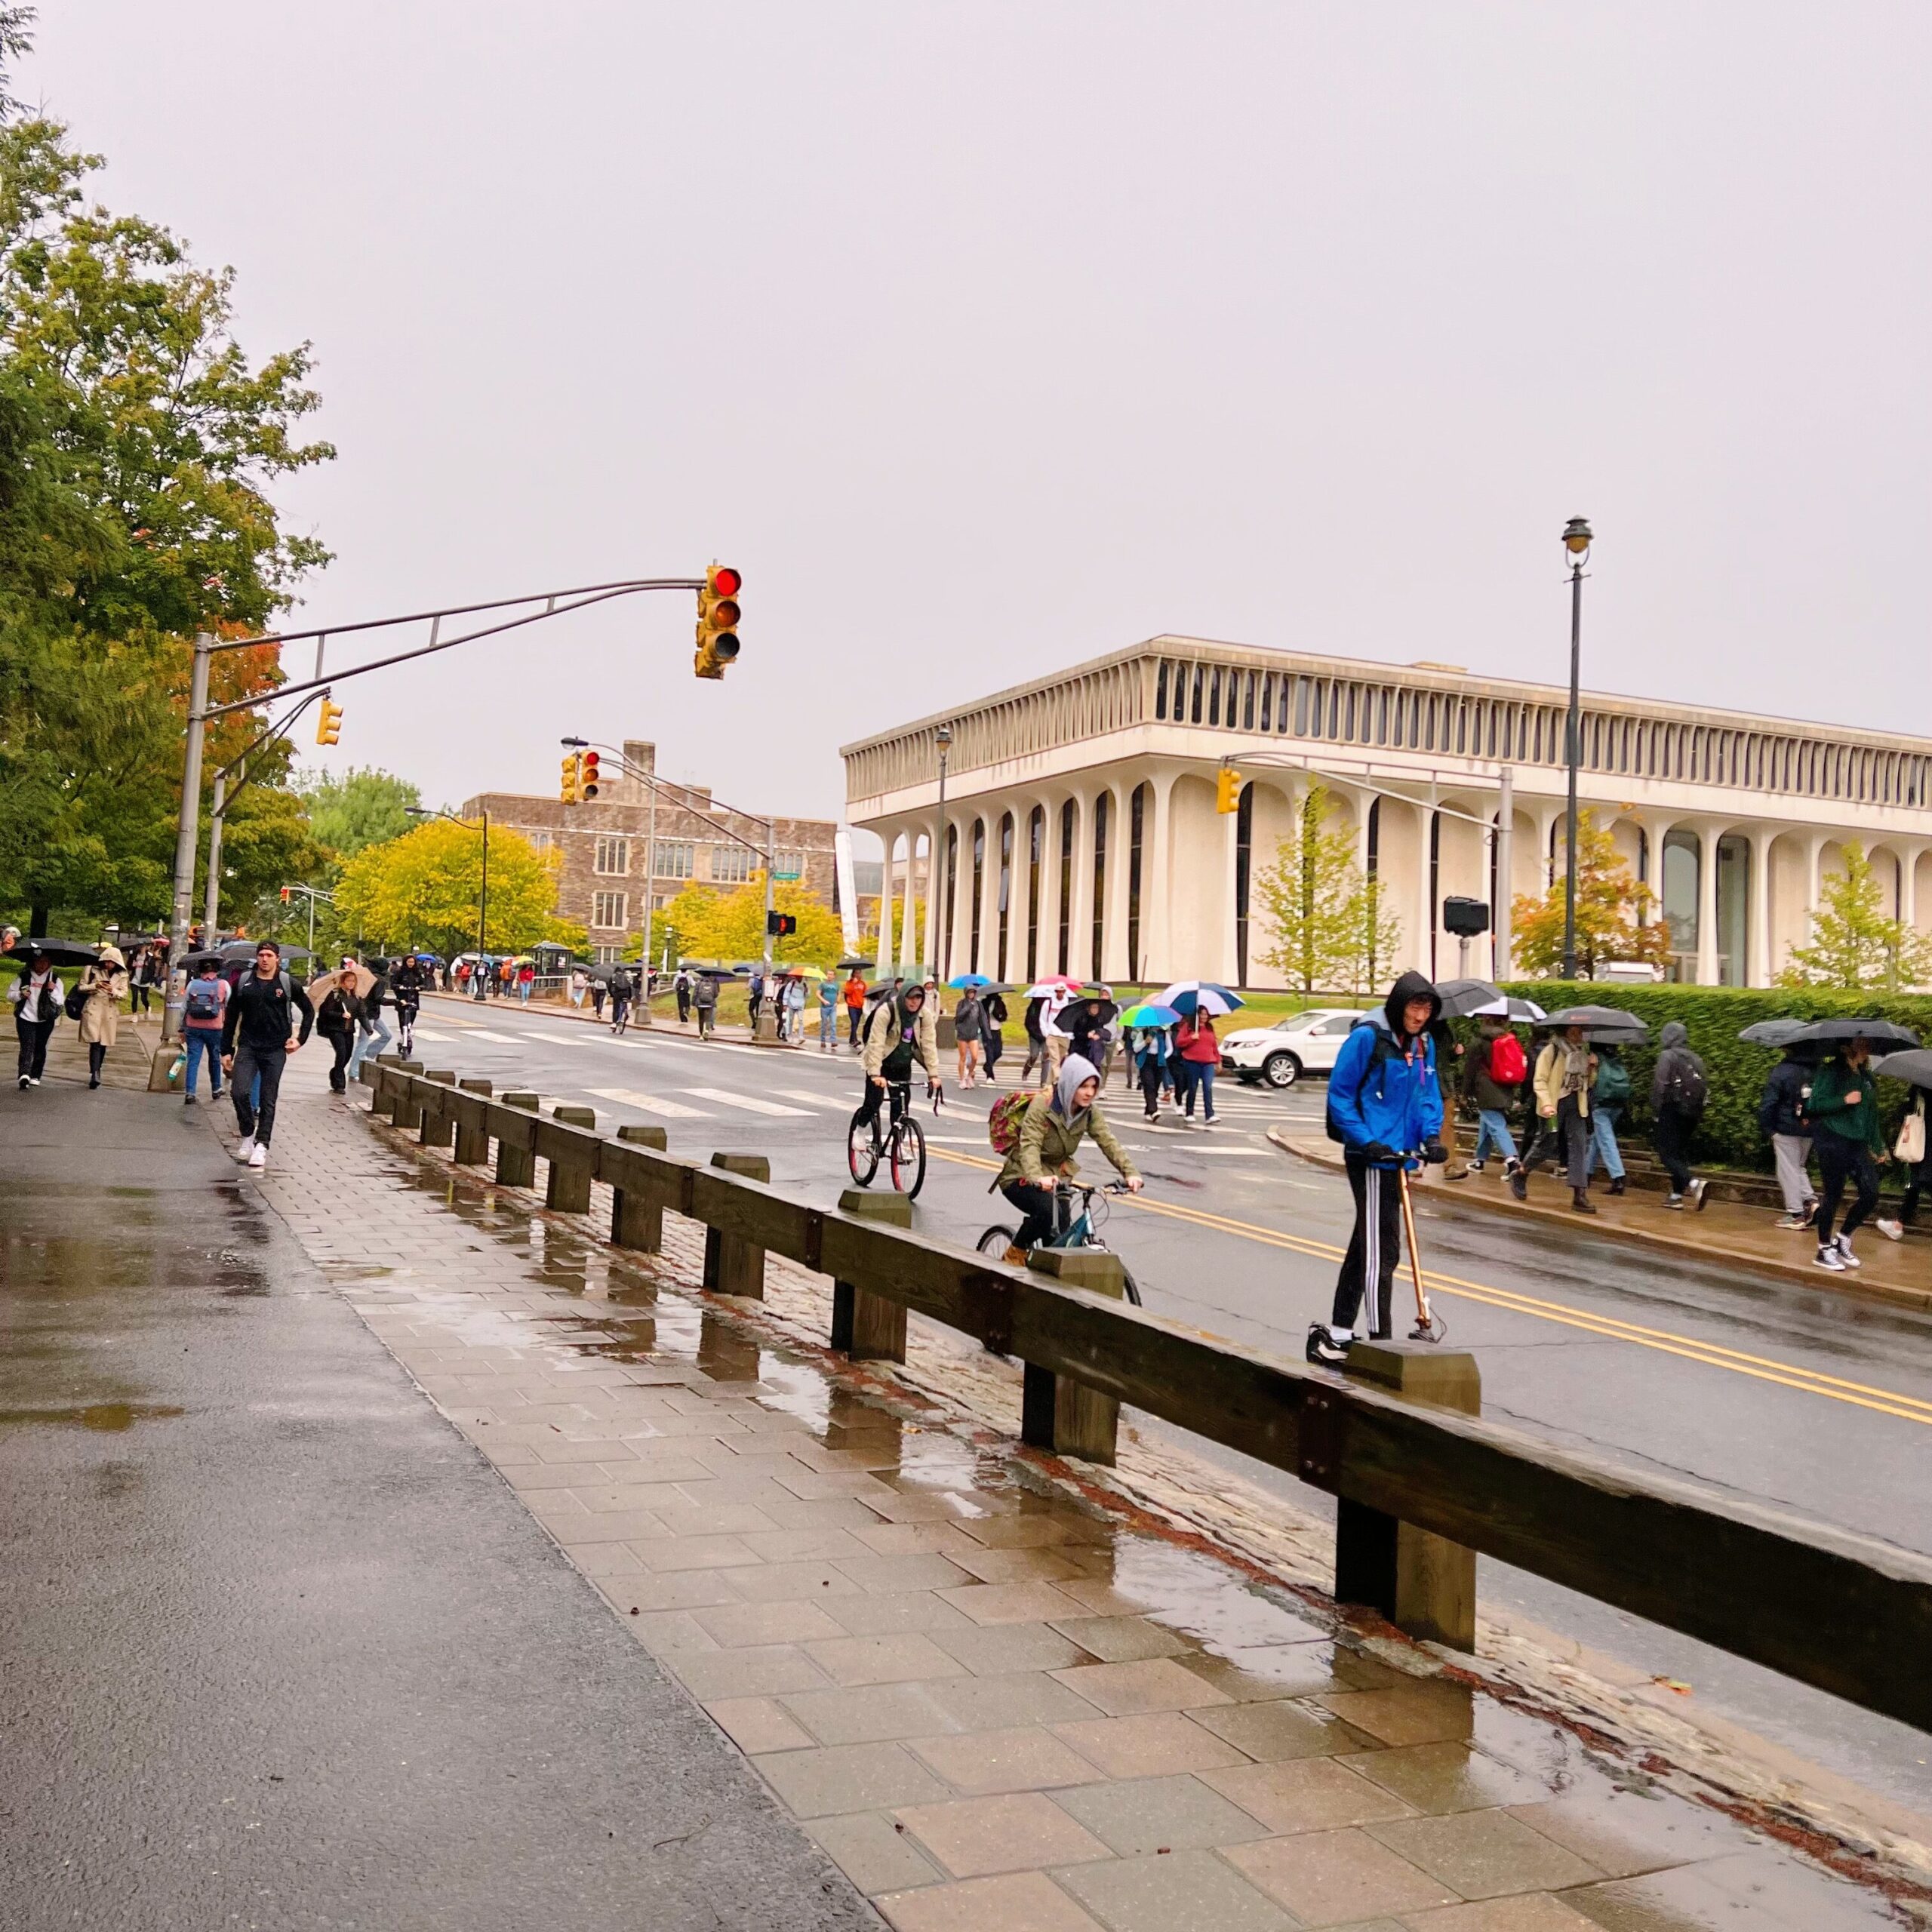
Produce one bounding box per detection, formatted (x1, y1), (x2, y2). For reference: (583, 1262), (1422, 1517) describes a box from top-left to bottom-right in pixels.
(454, 1078), (492, 1166)
(391, 1066), (426, 1133)
(830, 1188), (912, 1361)
(1020, 1249), (1125, 1465)
(611, 1124), (669, 1251)
(420, 1069), (457, 1149)
(546, 1106), (597, 1213)
(1337, 1341), (1481, 1652)
(703, 1152), (770, 1299)
(496, 1092), (538, 1189)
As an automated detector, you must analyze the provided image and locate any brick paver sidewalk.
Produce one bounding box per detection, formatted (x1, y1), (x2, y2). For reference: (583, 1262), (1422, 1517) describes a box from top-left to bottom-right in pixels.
(233, 1054), (1904, 1930)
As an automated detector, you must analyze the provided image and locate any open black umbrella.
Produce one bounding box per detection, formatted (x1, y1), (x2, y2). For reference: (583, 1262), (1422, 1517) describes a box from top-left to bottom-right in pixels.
(1536, 1003), (1648, 1044)
(1433, 977), (1506, 1020)
(1784, 1017), (1921, 1053)
(1875, 1049), (1932, 1089)
(1, 937), (102, 970)
(1739, 1018), (1815, 1049)
(219, 940), (312, 964)
(835, 955), (873, 971)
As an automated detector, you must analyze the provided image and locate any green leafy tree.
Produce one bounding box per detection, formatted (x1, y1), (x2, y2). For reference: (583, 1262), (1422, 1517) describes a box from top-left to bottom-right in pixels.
(1511, 810), (1672, 980)
(333, 820), (585, 961)
(1254, 786), (1399, 993)
(0, 98), (331, 933)
(650, 874), (844, 970)
(1778, 843), (1932, 991)
(296, 765), (422, 858)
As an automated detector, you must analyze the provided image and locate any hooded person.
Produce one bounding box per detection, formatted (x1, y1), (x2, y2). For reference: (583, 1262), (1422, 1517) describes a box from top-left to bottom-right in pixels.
(857, 976), (943, 1137)
(1648, 1020), (1709, 1211)
(75, 943), (128, 1088)
(1311, 971), (1446, 1364)
(1514, 1022), (1598, 1213)
(995, 1051), (1141, 1263)
(1804, 1035), (1902, 1269)
(1758, 1048), (1819, 1229)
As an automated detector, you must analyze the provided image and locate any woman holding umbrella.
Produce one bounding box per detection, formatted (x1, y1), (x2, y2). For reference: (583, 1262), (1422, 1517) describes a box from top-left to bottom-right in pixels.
(1159, 983), (1241, 1128)
(9, 945), (65, 1089)
(980, 983), (1010, 1084)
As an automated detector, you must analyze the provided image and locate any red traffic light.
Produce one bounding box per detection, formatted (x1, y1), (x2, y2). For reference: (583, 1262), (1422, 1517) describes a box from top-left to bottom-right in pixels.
(580, 751), (601, 800)
(709, 565), (741, 598)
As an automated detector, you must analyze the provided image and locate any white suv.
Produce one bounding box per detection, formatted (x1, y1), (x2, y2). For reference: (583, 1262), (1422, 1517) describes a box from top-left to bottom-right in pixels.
(1220, 1008), (1364, 1089)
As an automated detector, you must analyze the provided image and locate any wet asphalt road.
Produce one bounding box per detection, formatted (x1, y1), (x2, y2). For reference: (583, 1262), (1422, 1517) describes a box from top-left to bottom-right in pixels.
(411, 995), (1932, 1813)
(0, 1077), (874, 1931)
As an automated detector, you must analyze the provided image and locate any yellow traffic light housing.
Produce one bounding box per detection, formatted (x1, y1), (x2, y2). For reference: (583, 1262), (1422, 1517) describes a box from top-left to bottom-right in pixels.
(315, 695), (343, 746)
(694, 564), (742, 679)
(1215, 764), (1242, 814)
(580, 750), (601, 800)
(560, 752), (582, 803)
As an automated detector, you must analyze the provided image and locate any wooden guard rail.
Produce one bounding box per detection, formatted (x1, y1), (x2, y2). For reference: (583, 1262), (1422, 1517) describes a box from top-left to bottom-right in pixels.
(362, 1058), (1932, 1736)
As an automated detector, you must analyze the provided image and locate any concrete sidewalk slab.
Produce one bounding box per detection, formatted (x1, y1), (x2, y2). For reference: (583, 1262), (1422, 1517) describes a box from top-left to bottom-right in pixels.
(195, 1051), (1913, 1926)
(1270, 1128), (1932, 1313)
(0, 1076), (875, 1932)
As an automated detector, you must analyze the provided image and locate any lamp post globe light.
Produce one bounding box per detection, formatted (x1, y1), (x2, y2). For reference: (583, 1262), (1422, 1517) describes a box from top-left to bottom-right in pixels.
(1561, 518), (1592, 983)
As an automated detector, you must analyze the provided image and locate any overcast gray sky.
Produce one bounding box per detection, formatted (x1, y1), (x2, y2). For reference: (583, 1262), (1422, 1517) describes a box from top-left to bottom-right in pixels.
(31, 5), (1931, 833)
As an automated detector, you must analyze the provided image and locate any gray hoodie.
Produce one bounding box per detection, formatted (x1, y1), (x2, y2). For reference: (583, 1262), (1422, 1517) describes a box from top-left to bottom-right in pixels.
(1650, 1020), (1706, 1115)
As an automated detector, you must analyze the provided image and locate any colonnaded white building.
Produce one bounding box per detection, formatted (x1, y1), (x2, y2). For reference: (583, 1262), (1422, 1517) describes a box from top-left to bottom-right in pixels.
(841, 636), (1932, 992)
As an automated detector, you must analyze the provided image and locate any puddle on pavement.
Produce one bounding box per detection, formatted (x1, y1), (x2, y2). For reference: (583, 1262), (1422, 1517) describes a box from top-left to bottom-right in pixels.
(0, 1401), (185, 1431)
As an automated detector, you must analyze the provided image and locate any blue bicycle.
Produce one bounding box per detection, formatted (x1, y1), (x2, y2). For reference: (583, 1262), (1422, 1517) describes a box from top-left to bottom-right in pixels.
(977, 1180), (1144, 1306)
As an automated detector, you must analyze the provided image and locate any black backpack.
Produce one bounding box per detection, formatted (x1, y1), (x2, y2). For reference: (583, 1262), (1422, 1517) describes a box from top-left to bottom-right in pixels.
(1669, 1054), (1709, 1115)
(1325, 1023), (1406, 1143)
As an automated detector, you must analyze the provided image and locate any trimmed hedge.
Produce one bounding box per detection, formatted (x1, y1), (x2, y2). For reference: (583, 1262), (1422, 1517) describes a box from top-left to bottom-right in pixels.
(1487, 982), (1932, 1173)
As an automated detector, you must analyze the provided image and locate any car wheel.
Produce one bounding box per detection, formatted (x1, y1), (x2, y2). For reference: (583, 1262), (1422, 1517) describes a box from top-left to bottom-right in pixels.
(1262, 1051), (1302, 1090)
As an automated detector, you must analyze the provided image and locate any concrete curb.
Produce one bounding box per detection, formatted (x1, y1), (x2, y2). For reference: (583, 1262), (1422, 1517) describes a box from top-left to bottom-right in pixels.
(1268, 1128), (1932, 1314)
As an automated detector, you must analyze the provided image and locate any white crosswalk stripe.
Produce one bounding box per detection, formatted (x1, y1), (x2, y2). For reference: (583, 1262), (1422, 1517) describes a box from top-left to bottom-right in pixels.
(586, 1087), (709, 1118)
(458, 1029), (527, 1043)
(682, 1087), (813, 1117)
(410, 1028), (456, 1041)
(770, 1088), (852, 1111)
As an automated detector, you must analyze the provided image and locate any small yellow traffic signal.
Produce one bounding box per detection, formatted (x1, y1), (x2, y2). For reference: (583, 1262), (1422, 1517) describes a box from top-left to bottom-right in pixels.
(560, 752), (582, 804)
(694, 564), (742, 680)
(1215, 764), (1242, 814)
(278, 886), (291, 904)
(580, 750), (601, 800)
(315, 695), (343, 746)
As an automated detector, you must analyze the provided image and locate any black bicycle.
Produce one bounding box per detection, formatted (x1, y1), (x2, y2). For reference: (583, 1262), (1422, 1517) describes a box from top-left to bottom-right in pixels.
(977, 1179), (1144, 1306)
(847, 1078), (929, 1198)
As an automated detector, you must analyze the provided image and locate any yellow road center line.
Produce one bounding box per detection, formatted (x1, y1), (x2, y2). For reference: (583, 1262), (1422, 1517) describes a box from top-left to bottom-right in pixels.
(929, 1147), (1932, 1426)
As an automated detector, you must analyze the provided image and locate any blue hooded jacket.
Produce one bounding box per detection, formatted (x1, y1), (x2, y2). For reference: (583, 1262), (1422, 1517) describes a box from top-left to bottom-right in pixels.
(1325, 971), (1445, 1170)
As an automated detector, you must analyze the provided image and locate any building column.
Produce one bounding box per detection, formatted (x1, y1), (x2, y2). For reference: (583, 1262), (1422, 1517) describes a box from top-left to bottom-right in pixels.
(1900, 844), (1921, 938)
(1747, 828), (1775, 989)
(924, 817), (943, 977)
(900, 832), (919, 974)
(1066, 789), (1096, 983)
(1035, 795), (1063, 985)
(1141, 774), (1176, 988)
(977, 801), (1004, 979)
(874, 824), (898, 980)
(1804, 832), (1827, 950)
(1103, 784), (1134, 986)
(1695, 823), (1721, 988)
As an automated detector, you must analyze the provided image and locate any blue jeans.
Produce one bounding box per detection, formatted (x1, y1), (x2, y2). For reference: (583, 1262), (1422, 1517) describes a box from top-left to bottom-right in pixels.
(348, 1015), (391, 1077)
(1474, 1109), (1518, 1165)
(1183, 1061), (1216, 1119)
(184, 1029), (224, 1097)
(1585, 1105), (1626, 1181)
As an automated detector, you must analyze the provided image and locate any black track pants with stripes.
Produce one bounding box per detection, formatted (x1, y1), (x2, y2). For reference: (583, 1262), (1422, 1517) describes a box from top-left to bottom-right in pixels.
(1331, 1149), (1404, 1339)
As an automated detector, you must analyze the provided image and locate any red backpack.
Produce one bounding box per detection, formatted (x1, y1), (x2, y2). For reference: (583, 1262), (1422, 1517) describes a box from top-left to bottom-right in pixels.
(1487, 1032), (1527, 1086)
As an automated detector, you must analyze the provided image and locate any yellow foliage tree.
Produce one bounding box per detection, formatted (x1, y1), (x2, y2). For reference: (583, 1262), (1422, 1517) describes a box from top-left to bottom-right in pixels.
(647, 874), (844, 969)
(333, 820), (586, 958)
(1511, 810), (1672, 980)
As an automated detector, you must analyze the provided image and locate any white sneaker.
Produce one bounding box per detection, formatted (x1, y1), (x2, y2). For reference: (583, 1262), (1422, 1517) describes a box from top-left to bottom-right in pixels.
(235, 1135), (256, 1164)
(248, 1143), (268, 1170)
(1835, 1234), (1861, 1268)
(1814, 1244), (1847, 1272)
(1876, 1218), (1905, 1243)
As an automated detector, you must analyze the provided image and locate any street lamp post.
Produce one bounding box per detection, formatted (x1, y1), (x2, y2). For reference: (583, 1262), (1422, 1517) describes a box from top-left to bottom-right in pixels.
(1561, 517), (1593, 982)
(934, 724), (953, 981)
(406, 806), (489, 994)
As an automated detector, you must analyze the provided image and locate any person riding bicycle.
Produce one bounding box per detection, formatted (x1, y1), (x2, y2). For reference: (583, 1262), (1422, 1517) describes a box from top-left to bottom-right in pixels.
(859, 979), (943, 1132)
(995, 1052), (1141, 1266)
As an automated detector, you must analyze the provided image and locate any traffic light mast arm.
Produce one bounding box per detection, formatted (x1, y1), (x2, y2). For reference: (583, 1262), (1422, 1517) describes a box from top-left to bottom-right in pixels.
(573, 743), (778, 862)
(194, 576), (706, 723)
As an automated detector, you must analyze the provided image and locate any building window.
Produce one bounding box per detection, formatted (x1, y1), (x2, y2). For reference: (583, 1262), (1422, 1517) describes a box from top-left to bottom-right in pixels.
(594, 836), (629, 876)
(1234, 783), (1254, 987)
(592, 891), (628, 930)
(594, 943), (626, 964)
(996, 812), (1014, 981)
(1128, 783), (1148, 983)
(773, 850), (809, 879)
(1058, 800), (1075, 974)
(1208, 669), (1223, 728)
(1091, 791), (1109, 977)
(1191, 664), (1204, 724)
(1716, 834), (1750, 986)
(712, 844), (752, 884)
(970, 819), (985, 971)
(1662, 829), (1700, 979)
(1259, 675), (1273, 733)
(1026, 806), (1044, 983)
(653, 840), (694, 878)
(1155, 661), (1169, 719)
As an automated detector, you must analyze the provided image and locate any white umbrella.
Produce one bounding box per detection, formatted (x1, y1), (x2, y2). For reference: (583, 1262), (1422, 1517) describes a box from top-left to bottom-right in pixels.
(1469, 995), (1546, 1022)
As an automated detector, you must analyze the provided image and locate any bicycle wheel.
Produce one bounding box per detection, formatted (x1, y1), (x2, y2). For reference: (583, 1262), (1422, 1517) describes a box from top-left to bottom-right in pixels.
(977, 1225), (1019, 1260)
(847, 1108), (880, 1186)
(891, 1114), (928, 1198)
(1116, 1260), (1144, 1308)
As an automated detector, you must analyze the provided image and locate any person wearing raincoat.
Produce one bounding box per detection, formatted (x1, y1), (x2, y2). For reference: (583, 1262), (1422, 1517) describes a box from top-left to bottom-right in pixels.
(995, 1053), (1142, 1264)
(75, 945), (129, 1088)
(858, 980), (943, 1136)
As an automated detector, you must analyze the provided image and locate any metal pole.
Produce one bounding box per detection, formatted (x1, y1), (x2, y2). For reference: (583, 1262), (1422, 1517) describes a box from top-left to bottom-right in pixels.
(935, 745), (949, 980)
(1496, 765), (1515, 981)
(639, 777), (657, 1024)
(306, 888), (316, 960)
(165, 631), (214, 1041)
(763, 817), (776, 976)
(478, 811), (489, 971)
(204, 771), (228, 940)
(1562, 564), (1583, 980)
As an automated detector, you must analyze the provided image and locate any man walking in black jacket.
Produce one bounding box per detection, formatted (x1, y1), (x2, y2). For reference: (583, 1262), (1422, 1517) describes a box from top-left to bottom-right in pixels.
(220, 940), (314, 1170)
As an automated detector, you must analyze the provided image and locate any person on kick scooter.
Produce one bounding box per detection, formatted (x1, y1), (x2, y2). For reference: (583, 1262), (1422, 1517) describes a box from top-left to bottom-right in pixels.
(1309, 971), (1446, 1364)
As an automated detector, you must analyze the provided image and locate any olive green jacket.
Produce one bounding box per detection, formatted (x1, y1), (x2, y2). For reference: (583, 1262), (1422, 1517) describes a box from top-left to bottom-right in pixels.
(999, 1094), (1138, 1189)
(860, 999), (940, 1081)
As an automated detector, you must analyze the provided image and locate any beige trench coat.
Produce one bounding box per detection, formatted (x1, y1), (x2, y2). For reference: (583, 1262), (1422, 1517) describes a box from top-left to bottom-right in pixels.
(77, 958), (127, 1047)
